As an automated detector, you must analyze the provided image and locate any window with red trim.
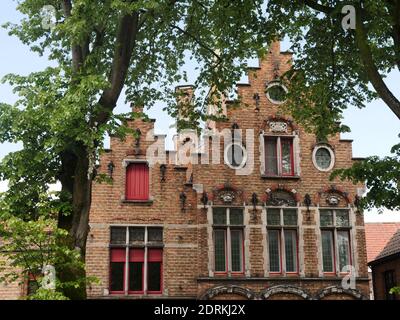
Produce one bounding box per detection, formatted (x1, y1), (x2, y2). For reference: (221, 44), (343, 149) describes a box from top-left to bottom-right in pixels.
(264, 136), (295, 176)
(125, 163), (149, 200)
(266, 208), (299, 274)
(213, 208), (244, 274)
(109, 226), (163, 295)
(320, 209), (352, 274)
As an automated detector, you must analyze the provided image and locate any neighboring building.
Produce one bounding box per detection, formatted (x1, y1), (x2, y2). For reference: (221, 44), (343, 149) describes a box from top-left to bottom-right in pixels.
(366, 223), (400, 300)
(86, 42), (370, 300)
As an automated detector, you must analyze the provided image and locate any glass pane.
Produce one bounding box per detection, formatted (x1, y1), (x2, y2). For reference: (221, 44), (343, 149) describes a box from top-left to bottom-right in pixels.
(284, 230), (297, 272)
(148, 228), (163, 242)
(315, 148), (332, 169)
(267, 84), (287, 102)
(337, 231), (350, 272)
(321, 231), (334, 272)
(27, 280), (39, 296)
(110, 227), (126, 245)
(265, 137), (278, 175)
(283, 209), (297, 226)
(128, 262), (143, 291)
(229, 208), (243, 225)
(129, 227), (145, 243)
(214, 230), (226, 272)
(268, 230), (281, 272)
(336, 210), (350, 227)
(230, 230), (243, 272)
(281, 139), (293, 175)
(267, 209), (281, 226)
(320, 210), (334, 227)
(227, 144), (244, 168)
(147, 262), (161, 292)
(110, 262), (125, 292)
(213, 208), (227, 225)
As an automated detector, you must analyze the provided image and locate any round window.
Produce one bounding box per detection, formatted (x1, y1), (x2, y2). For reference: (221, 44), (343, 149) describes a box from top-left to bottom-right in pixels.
(266, 82), (288, 104)
(312, 145), (335, 171)
(224, 143), (247, 169)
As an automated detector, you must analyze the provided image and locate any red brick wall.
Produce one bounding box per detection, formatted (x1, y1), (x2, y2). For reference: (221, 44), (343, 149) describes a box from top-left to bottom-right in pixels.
(86, 42), (369, 300)
(371, 257), (400, 300)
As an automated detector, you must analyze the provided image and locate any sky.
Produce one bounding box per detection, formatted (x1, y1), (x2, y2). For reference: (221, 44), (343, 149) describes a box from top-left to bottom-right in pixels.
(0, 0), (399, 222)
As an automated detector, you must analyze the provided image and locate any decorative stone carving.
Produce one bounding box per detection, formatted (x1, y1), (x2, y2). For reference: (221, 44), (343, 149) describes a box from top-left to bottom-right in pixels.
(269, 121), (288, 133)
(220, 191), (235, 203)
(266, 190), (297, 207)
(326, 195), (340, 206)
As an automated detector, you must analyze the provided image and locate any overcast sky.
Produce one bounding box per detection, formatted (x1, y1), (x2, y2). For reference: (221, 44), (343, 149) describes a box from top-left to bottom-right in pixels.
(0, 0), (399, 222)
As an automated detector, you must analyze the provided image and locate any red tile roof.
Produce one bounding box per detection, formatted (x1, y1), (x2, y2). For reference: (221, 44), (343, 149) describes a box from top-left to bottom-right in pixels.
(365, 223), (400, 263)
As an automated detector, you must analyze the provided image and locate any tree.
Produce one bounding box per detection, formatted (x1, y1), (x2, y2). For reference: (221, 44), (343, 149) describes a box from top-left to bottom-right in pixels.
(0, 0), (268, 298)
(264, 0), (400, 211)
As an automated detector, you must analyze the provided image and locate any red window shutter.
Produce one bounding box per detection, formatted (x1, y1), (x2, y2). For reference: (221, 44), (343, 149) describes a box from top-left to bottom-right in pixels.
(148, 248), (163, 262)
(129, 249), (145, 262)
(110, 248), (126, 262)
(125, 163), (149, 200)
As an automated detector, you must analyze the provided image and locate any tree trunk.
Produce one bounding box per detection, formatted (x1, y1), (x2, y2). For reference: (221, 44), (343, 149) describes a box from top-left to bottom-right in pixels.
(69, 144), (92, 255)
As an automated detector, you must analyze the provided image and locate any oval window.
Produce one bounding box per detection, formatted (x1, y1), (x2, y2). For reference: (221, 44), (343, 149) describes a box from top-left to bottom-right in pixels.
(266, 82), (288, 104)
(224, 143), (247, 169)
(312, 145), (335, 171)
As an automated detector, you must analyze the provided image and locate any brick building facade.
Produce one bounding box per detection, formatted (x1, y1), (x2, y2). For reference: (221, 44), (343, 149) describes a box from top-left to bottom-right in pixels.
(85, 42), (369, 300)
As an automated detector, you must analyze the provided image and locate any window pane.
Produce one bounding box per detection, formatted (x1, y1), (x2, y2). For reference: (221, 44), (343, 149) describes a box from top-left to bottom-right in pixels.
(320, 210), (334, 227)
(147, 262), (161, 292)
(281, 139), (293, 175)
(337, 231), (350, 272)
(148, 227), (163, 242)
(336, 210), (350, 227)
(226, 144), (245, 168)
(321, 231), (334, 272)
(283, 209), (297, 226)
(129, 227), (145, 243)
(27, 279), (39, 296)
(284, 230), (297, 272)
(267, 209), (281, 226)
(315, 148), (332, 169)
(214, 230), (226, 272)
(128, 262), (143, 292)
(265, 137), (278, 175)
(229, 208), (244, 225)
(110, 262), (125, 292)
(268, 230), (281, 272)
(213, 208), (227, 225)
(230, 230), (243, 272)
(110, 227), (126, 245)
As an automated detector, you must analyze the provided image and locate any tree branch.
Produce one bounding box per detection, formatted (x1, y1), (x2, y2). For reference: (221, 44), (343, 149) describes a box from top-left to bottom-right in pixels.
(170, 24), (222, 63)
(61, 0), (84, 72)
(95, 11), (140, 125)
(355, 5), (400, 120)
(302, 0), (333, 14)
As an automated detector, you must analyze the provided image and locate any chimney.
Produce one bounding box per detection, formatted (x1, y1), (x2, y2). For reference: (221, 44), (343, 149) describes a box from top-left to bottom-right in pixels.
(175, 85), (195, 131)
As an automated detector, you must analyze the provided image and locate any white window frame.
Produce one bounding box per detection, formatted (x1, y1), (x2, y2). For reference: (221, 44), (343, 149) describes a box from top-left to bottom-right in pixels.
(212, 207), (245, 275)
(265, 207), (299, 275)
(312, 145), (335, 172)
(319, 209), (353, 275)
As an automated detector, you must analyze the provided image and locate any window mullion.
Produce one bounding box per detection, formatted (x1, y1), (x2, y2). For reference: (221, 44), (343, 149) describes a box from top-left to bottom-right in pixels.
(144, 228), (148, 294)
(227, 226), (232, 274)
(124, 227), (129, 295)
(277, 137), (282, 176)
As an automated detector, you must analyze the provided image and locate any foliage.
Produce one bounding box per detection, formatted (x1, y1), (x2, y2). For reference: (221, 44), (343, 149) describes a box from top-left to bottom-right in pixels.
(332, 138), (400, 211)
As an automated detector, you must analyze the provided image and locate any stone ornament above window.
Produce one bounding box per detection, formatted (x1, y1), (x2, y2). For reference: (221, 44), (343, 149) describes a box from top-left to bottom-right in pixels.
(265, 189), (297, 207)
(269, 121), (288, 133)
(212, 183), (244, 206)
(317, 185), (350, 208)
(312, 144), (335, 172)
